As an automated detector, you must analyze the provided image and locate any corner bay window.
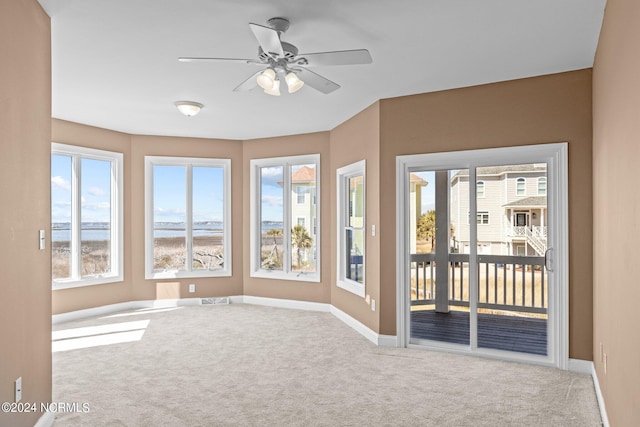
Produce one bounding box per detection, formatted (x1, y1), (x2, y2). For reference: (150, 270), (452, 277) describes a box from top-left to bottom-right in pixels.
(336, 160), (365, 296)
(145, 157), (231, 279)
(250, 154), (320, 281)
(51, 143), (123, 289)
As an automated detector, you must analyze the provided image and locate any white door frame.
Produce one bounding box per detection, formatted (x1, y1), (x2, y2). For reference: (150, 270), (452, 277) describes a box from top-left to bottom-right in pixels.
(395, 143), (569, 369)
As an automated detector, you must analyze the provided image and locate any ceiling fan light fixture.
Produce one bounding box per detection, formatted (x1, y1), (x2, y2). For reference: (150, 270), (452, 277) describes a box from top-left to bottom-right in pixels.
(257, 68), (276, 90)
(174, 101), (203, 117)
(264, 79), (281, 96)
(285, 72), (304, 93)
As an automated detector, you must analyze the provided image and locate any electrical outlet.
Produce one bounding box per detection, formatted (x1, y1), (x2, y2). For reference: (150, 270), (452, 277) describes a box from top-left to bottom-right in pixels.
(371, 224), (376, 236)
(371, 299), (376, 311)
(603, 353), (607, 375)
(189, 284), (195, 293)
(15, 377), (22, 403)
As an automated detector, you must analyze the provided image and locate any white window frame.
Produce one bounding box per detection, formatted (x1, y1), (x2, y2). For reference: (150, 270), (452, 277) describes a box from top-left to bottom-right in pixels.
(144, 156), (232, 279)
(250, 154), (320, 282)
(477, 211), (490, 225)
(538, 177), (547, 195)
(476, 180), (485, 198)
(336, 160), (366, 297)
(396, 143), (569, 369)
(296, 186), (305, 204)
(516, 177), (526, 196)
(51, 143), (124, 290)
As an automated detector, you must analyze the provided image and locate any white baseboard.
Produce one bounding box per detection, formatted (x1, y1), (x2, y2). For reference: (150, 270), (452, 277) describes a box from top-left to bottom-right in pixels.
(52, 297), (391, 348)
(568, 358), (609, 427)
(240, 295), (330, 312)
(591, 363), (609, 427)
(568, 358), (593, 374)
(52, 298), (202, 325)
(377, 334), (398, 347)
(330, 306), (378, 345)
(34, 410), (55, 427)
(329, 306), (397, 347)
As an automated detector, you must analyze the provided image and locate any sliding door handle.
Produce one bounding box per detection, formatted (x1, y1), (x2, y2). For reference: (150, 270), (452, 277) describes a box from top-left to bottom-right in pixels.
(544, 248), (553, 272)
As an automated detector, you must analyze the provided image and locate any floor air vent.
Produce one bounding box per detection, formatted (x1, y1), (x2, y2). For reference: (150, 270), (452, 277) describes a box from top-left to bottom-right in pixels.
(201, 297), (230, 305)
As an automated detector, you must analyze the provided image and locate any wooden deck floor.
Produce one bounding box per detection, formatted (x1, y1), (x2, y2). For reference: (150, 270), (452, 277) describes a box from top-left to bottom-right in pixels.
(410, 310), (547, 355)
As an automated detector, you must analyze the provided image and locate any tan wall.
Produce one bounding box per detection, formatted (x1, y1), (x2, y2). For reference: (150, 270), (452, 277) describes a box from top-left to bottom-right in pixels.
(330, 103), (381, 331)
(130, 135), (244, 301)
(51, 120), (133, 313)
(50, 124), (244, 314)
(242, 132), (331, 303)
(593, 0), (640, 424)
(378, 70), (594, 360)
(0, 1), (52, 426)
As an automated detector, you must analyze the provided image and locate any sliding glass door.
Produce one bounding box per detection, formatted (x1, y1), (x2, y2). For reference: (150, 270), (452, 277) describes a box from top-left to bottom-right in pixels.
(398, 144), (567, 367)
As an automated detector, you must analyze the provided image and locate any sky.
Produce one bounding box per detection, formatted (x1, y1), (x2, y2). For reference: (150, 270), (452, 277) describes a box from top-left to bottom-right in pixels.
(260, 166), (284, 222)
(51, 157), (430, 224)
(260, 164), (314, 222)
(51, 156), (225, 224)
(415, 171), (435, 213)
(51, 155), (112, 223)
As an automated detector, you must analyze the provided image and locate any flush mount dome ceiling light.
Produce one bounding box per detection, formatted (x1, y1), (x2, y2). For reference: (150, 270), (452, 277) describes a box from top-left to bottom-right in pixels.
(174, 101), (203, 116)
(178, 17), (372, 96)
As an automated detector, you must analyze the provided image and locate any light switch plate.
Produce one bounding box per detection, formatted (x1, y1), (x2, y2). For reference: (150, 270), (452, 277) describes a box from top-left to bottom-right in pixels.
(15, 377), (22, 402)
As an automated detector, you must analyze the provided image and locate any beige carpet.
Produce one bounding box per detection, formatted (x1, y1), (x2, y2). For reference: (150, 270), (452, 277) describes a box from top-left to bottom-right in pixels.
(52, 304), (602, 426)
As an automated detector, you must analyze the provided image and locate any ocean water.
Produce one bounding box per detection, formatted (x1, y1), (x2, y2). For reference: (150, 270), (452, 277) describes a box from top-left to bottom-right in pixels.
(51, 222), (283, 242)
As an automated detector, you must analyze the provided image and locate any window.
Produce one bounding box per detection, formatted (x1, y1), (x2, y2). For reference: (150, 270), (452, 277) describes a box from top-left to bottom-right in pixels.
(477, 211), (490, 225)
(337, 160), (365, 296)
(516, 177), (525, 196)
(476, 180), (485, 198)
(51, 143), (123, 289)
(538, 177), (547, 195)
(250, 154), (319, 281)
(296, 186), (305, 204)
(145, 156), (231, 279)
(468, 211), (490, 225)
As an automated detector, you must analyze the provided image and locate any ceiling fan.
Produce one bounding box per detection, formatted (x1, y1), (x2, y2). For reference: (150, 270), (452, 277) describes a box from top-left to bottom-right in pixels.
(178, 17), (372, 96)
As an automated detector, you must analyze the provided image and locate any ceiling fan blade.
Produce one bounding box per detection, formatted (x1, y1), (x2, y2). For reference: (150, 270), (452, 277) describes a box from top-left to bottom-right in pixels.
(179, 57), (262, 65)
(249, 23), (284, 58)
(233, 70), (262, 92)
(296, 68), (340, 94)
(296, 49), (372, 67)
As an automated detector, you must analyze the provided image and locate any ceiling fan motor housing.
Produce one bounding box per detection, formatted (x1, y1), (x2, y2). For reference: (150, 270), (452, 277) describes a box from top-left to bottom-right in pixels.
(258, 41), (298, 62)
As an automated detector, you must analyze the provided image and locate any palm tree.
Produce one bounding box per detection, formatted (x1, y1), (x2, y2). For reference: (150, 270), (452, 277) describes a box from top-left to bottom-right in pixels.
(291, 225), (313, 268)
(263, 228), (283, 268)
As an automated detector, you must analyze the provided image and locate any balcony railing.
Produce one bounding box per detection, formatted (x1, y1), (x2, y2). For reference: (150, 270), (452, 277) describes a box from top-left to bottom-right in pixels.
(410, 253), (547, 315)
(510, 225), (547, 238)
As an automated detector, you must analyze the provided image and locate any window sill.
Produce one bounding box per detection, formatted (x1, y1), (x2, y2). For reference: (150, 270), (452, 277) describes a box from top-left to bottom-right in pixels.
(337, 279), (365, 297)
(146, 269), (232, 280)
(52, 274), (124, 290)
(251, 270), (320, 283)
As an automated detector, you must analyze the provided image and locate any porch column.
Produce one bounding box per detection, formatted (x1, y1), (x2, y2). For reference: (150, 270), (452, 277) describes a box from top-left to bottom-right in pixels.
(435, 170), (450, 313)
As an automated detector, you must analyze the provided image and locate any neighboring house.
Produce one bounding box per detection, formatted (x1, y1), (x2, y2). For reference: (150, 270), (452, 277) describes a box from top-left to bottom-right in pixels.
(291, 165), (317, 263)
(450, 165), (547, 256)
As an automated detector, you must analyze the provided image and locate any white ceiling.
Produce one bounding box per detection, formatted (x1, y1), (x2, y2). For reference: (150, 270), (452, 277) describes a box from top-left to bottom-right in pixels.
(39, 0), (606, 141)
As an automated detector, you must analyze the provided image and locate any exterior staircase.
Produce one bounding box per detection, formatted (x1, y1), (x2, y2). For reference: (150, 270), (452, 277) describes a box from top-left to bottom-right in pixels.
(524, 226), (546, 256)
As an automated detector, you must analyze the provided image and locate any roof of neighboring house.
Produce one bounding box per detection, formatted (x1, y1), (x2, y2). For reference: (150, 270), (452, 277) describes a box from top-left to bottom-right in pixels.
(503, 196), (547, 207)
(410, 173), (428, 185)
(454, 164), (547, 178)
(291, 166), (316, 183)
